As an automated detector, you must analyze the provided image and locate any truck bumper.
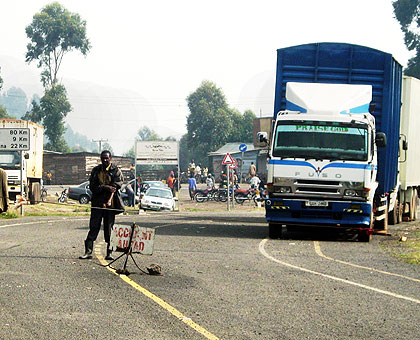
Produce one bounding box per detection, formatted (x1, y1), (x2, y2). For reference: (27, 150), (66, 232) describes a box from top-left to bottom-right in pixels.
(265, 198), (372, 228)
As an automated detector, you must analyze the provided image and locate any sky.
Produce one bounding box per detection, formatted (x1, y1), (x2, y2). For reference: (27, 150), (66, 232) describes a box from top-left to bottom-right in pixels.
(0, 0), (412, 155)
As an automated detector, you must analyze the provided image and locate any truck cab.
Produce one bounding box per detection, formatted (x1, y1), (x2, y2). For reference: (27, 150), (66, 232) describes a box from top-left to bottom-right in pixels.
(262, 82), (386, 240)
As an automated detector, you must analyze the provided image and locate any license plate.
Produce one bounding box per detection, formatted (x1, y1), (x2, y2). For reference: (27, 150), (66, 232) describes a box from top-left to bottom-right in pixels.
(305, 200), (328, 207)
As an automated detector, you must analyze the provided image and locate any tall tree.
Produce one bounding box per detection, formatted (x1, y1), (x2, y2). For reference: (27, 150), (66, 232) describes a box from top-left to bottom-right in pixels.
(393, 0), (420, 77)
(229, 109), (256, 143)
(186, 81), (233, 166)
(25, 2), (90, 152)
(25, 2), (91, 87)
(24, 85), (71, 152)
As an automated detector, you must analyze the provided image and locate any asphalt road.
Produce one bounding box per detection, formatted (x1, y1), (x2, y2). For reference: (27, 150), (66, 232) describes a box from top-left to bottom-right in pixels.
(0, 211), (419, 340)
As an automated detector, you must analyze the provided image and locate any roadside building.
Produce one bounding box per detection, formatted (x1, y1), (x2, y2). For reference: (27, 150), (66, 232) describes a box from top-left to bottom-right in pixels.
(43, 151), (133, 185)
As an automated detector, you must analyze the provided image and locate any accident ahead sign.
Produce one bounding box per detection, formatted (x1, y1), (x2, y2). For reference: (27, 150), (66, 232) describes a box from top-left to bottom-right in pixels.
(135, 141), (178, 165)
(110, 224), (155, 255)
(0, 128), (30, 151)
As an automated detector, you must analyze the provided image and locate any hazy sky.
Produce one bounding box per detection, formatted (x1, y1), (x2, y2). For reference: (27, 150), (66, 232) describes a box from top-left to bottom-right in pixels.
(0, 0), (412, 155)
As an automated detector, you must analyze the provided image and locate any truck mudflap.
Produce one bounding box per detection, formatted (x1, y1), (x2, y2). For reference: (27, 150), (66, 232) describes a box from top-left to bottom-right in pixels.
(265, 198), (372, 227)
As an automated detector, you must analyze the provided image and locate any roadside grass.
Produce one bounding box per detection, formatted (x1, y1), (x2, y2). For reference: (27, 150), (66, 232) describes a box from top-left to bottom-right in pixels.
(397, 231), (420, 264)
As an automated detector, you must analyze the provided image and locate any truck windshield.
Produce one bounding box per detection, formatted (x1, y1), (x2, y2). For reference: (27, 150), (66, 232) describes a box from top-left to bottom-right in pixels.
(272, 122), (368, 161)
(0, 151), (21, 168)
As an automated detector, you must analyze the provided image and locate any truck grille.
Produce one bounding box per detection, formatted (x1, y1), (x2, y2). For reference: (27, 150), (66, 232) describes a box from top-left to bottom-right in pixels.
(294, 179), (342, 197)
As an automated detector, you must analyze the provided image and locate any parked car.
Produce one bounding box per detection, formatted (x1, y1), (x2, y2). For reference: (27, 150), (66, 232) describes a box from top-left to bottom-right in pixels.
(140, 187), (177, 211)
(138, 180), (167, 194)
(68, 181), (135, 206)
(68, 182), (91, 204)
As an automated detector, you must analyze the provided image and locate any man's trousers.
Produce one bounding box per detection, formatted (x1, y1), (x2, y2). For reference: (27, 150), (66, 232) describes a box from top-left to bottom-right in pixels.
(86, 208), (115, 244)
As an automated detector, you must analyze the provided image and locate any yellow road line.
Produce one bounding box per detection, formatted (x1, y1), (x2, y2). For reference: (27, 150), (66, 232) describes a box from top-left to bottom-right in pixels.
(313, 241), (420, 283)
(259, 239), (420, 304)
(94, 244), (220, 340)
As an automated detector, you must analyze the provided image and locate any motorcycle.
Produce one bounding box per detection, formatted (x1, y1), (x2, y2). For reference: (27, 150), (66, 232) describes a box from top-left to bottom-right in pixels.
(58, 188), (68, 203)
(234, 186), (257, 204)
(194, 187), (218, 203)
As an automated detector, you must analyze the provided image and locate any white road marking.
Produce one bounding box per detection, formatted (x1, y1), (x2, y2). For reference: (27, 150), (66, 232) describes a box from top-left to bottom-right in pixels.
(313, 241), (420, 283)
(259, 239), (420, 305)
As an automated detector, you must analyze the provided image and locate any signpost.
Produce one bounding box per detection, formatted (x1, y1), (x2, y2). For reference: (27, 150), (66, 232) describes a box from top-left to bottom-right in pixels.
(134, 140), (180, 197)
(238, 144), (247, 183)
(222, 153), (235, 211)
(108, 223), (156, 274)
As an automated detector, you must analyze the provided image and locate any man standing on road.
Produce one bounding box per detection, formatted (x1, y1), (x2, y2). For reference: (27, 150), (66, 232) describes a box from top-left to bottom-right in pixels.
(187, 174), (197, 200)
(79, 150), (124, 260)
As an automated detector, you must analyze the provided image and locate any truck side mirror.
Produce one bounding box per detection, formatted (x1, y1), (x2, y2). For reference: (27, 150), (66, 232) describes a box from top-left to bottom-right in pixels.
(257, 131), (268, 144)
(375, 132), (387, 148)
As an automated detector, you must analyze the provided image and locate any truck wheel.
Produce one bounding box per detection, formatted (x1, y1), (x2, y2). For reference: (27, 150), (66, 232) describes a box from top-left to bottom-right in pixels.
(388, 198), (399, 225)
(268, 223), (282, 239)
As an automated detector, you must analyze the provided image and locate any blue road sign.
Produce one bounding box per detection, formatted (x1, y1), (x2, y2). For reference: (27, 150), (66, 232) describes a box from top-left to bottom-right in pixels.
(239, 144), (247, 152)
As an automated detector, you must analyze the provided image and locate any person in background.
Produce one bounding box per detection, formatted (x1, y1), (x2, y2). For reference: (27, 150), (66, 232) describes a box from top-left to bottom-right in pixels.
(250, 174), (261, 189)
(220, 171), (228, 188)
(167, 171), (175, 196)
(248, 162), (256, 179)
(206, 174), (214, 189)
(79, 150), (124, 261)
(46, 171), (52, 185)
(187, 174), (197, 200)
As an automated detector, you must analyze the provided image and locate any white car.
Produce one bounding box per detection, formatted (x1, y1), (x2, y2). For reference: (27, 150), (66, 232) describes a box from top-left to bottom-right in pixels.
(140, 187), (177, 211)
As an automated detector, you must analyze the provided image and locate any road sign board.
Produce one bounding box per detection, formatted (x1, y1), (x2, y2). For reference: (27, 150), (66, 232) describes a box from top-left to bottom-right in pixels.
(239, 143), (247, 152)
(222, 152), (234, 165)
(110, 224), (155, 255)
(229, 159), (237, 169)
(0, 128), (30, 151)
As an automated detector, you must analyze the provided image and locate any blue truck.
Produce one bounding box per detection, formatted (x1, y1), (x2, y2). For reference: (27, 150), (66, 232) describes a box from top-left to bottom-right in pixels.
(258, 42), (420, 241)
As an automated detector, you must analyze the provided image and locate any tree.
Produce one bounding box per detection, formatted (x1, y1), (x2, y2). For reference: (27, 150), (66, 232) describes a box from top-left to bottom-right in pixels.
(24, 84), (72, 152)
(229, 109), (256, 143)
(25, 2), (91, 87)
(186, 81), (233, 166)
(25, 2), (90, 152)
(393, 0), (420, 77)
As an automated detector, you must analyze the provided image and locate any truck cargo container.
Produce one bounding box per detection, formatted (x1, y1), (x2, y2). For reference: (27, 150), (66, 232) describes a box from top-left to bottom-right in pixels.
(258, 43), (419, 241)
(0, 119), (44, 203)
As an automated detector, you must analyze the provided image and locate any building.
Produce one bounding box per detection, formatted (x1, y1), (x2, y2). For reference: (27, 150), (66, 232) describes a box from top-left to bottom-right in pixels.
(43, 151), (133, 185)
(208, 143), (268, 182)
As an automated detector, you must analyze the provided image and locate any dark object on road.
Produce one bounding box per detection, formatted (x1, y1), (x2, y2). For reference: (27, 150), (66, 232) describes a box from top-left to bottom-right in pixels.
(147, 264), (162, 275)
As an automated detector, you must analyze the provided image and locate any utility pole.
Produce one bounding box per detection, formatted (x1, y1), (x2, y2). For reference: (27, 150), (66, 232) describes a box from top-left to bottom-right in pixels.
(92, 139), (108, 153)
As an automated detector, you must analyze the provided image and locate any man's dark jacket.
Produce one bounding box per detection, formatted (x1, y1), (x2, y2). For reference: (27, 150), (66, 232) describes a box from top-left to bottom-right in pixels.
(89, 163), (124, 213)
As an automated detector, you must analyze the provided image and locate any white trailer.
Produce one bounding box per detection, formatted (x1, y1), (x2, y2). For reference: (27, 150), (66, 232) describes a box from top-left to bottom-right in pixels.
(394, 76), (420, 222)
(0, 119), (44, 203)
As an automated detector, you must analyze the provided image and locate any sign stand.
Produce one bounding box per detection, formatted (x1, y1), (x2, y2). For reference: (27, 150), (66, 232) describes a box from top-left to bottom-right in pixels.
(104, 223), (143, 275)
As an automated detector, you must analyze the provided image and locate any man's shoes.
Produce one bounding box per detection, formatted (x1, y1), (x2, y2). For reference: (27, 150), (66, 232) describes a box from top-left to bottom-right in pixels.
(79, 253), (93, 260)
(79, 240), (93, 259)
(105, 246), (114, 261)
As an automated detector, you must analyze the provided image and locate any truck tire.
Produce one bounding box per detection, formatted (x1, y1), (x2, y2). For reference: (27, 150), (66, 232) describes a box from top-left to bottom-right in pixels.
(268, 223), (282, 239)
(389, 198), (401, 225)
